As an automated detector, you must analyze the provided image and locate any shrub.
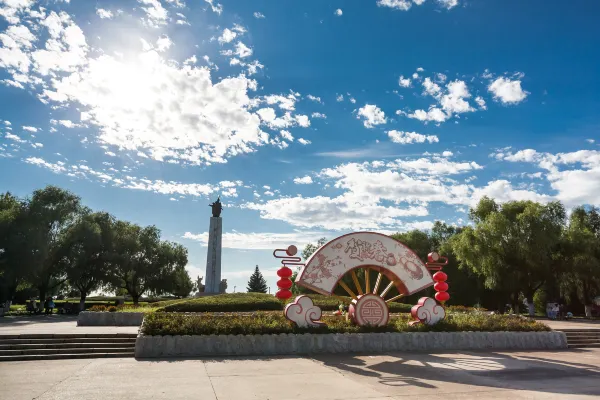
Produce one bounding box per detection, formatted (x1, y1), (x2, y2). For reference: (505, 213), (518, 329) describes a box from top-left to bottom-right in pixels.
(158, 293), (283, 313)
(157, 293), (414, 313)
(107, 306), (117, 312)
(88, 305), (107, 312)
(141, 312), (550, 336)
(446, 305), (488, 313)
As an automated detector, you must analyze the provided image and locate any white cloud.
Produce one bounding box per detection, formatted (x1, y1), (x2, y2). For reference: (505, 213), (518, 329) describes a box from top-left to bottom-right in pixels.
(205, 0), (223, 15)
(586, 139), (595, 144)
(495, 148), (600, 208)
(24, 156), (66, 173)
(488, 77), (528, 104)
(311, 112), (326, 119)
(5, 132), (26, 142)
(398, 75), (411, 88)
(138, 0), (168, 27)
(377, 0), (413, 11)
(438, 0), (459, 9)
(357, 104), (386, 128)
(336, 94), (344, 102)
(422, 78), (440, 96)
(96, 9), (113, 19)
(183, 231), (326, 250)
(50, 119), (81, 128)
(442, 151), (453, 157)
(253, 12), (265, 19)
(439, 80), (474, 114)
(218, 28), (237, 44)
(349, 97), (356, 104)
(306, 94), (322, 103)
(475, 96), (487, 110)
(280, 130), (294, 141)
(403, 108), (449, 123)
(232, 41), (252, 58)
(155, 35), (172, 52)
(22, 125), (37, 132)
(298, 138), (311, 145)
(335, 9), (343, 16)
(387, 130), (439, 144)
(293, 176), (313, 185)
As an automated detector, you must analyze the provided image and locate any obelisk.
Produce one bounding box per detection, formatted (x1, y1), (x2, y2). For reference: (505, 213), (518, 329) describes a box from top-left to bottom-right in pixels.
(204, 197), (223, 294)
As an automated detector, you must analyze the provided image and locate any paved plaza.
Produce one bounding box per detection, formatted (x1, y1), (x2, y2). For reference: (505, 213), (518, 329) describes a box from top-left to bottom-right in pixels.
(0, 349), (598, 400)
(1, 316), (599, 399)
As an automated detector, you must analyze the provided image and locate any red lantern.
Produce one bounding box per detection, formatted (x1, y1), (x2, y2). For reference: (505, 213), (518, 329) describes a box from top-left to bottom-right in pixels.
(277, 266), (293, 278)
(276, 289), (292, 300)
(434, 281), (449, 292)
(433, 271), (447, 282)
(435, 291), (450, 302)
(277, 278), (293, 290)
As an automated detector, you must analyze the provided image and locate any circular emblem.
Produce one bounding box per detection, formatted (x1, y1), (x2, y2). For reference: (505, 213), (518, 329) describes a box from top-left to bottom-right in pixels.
(402, 258), (424, 280)
(349, 294), (390, 327)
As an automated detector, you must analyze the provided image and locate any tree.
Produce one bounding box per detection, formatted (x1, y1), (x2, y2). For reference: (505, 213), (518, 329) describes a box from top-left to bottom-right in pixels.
(560, 206), (600, 315)
(170, 266), (194, 298)
(0, 192), (24, 303)
(59, 212), (116, 310)
(302, 237), (328, 260)
(109, 222), (188, 305)
(23, 186), (82, 304)
(247, 265), (268, 293)
(452, 197), (565, 315)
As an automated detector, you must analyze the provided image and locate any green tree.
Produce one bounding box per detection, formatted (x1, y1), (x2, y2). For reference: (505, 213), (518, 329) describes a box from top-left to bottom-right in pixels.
(109, 222), (187, 305)
(58, 212), (116, 311)
(247, 265), (268, 293)
(560, 206), (600, 315)
(452, 197), (565, 315)
(170, 266), (194, 298)
(302, 237), (328, 260)
(23, 186), (82, 304)
(0, 192), (24, 303)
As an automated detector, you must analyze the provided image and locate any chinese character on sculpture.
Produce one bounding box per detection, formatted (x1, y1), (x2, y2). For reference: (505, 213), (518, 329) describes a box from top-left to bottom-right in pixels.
(274, 232), (450, 328)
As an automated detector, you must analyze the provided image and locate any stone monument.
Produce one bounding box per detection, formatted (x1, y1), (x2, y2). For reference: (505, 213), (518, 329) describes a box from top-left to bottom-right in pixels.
(204, 197), (223, 294)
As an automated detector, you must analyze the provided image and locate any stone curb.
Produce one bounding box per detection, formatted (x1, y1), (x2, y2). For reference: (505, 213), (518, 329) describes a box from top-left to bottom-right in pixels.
(77, 312), (145, 326)
(134, 331), (567, 358)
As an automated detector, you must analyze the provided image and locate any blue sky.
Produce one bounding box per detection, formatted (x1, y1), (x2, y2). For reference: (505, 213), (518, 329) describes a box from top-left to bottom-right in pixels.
(1, 0), (599, 293)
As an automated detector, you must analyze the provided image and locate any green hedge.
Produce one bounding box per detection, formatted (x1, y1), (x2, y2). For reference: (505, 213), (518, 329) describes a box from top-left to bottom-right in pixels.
(158, 293), (282, 313)
(141, 312), (551, 336)
(156, 293), (413, 313)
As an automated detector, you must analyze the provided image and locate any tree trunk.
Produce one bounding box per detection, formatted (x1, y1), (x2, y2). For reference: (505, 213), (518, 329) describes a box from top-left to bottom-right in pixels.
(38, 286), (46, 313)
(79, 292), (87, 312)
(527, 299), (535, 317)
(132, 293), (140, 306)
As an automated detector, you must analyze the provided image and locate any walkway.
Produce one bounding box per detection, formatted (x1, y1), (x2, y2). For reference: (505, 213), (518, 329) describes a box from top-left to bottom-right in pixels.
(542, 318), (600, 331)
(0, 315), (139, 335)
(1, 349), (599, 399)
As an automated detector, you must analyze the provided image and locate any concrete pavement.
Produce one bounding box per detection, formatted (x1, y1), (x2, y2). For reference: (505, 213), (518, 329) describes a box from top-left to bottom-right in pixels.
(0, 315), (139, 335)
(1, 349), (599, 399)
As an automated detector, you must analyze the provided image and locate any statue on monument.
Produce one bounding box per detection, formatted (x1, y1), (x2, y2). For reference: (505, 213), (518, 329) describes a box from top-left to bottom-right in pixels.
(219, 279), (228, 294)
(196, 276), (205, 293)
(209, 196), (223, 218)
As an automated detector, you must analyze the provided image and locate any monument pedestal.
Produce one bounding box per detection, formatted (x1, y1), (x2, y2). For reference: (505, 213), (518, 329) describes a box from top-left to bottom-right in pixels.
(204, 217), (222, 294)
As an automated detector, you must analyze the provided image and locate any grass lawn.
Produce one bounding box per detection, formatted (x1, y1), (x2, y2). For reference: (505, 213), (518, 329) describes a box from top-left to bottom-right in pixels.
(142, 311), (550, 336)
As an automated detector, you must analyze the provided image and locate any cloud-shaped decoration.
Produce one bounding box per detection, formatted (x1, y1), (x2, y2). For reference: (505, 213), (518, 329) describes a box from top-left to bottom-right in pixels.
(284, 295), (326, 328)
(411, 297), (446, 326)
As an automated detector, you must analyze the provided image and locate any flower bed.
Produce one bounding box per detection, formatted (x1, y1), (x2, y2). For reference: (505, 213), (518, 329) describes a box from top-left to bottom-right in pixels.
(141, 312), (550, 336)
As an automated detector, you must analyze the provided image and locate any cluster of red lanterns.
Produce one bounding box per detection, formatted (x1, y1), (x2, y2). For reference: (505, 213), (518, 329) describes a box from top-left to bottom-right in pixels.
(433, 271), (449, 303)
(427, 252), (450, 304)
(275, 245), (296, 300)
